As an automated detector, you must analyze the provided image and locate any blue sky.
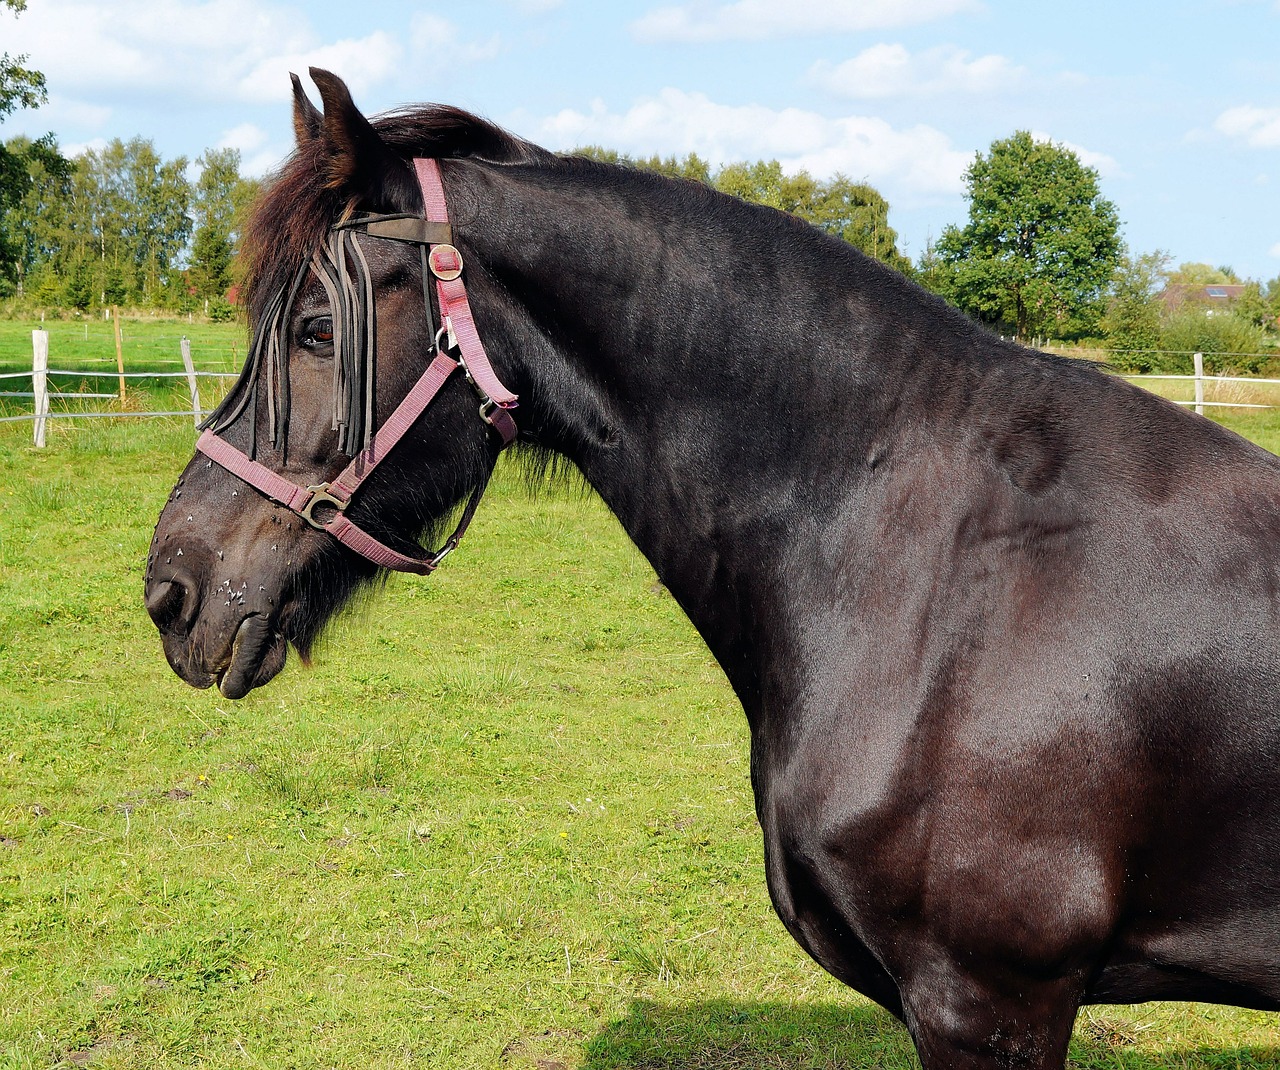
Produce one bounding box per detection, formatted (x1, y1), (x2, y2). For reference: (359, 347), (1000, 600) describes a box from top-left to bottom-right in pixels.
(3, 0), (1279, 280)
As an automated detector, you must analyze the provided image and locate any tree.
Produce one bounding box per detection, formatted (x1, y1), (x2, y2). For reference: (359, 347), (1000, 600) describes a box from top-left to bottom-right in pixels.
(714, 161), (911, 273)
(935, 131), (1121, 340)
(1101, 248), (1169, 372)
(189, 147), (258, 300)
(572, 147), (911, 275)
(1167, 262), (1240, 286)
(0, 134), (73, 295)
(572, 145), (712, 184)
(0, 0), (54, 295)
(0, 0), (45, 123)
(73, 138), (191, 304)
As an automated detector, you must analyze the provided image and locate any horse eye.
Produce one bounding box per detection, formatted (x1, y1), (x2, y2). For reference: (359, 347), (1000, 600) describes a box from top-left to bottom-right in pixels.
(300, 317), (334, 349)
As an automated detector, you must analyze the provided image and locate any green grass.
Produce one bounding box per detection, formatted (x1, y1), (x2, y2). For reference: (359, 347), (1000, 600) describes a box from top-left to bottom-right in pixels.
(0, 316), (247, 373)
(1, 405), (1278, 1068)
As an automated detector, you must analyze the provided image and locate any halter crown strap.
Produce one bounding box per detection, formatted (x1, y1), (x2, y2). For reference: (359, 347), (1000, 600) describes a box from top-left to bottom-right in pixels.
(195, 157), (519, 576)
(413, 158), (518, 442)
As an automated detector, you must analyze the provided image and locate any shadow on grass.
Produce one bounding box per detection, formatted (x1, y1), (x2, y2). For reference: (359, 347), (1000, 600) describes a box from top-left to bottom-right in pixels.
(578, 1000), (1280, 1070)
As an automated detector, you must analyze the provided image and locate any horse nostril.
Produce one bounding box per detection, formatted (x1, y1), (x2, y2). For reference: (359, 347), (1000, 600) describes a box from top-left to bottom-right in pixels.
(146, 571), (201, 634)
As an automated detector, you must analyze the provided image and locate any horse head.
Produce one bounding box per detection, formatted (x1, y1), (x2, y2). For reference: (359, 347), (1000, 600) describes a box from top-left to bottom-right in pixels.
(145, 70), (523, 698)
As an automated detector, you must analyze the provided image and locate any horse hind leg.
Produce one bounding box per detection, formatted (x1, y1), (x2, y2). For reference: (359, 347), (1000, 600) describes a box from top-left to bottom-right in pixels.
(900, 959), (1084, 1070)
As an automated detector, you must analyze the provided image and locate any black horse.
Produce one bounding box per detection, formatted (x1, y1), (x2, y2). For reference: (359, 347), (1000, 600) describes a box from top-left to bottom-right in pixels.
(146, 69), (1280, 1068)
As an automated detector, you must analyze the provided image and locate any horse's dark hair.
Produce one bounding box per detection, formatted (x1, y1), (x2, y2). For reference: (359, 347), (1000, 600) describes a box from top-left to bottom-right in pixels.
(206, 106), (554, 455)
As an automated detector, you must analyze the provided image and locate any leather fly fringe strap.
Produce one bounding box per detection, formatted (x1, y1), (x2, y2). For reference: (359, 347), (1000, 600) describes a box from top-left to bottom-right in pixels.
(196, 158), (518, 575)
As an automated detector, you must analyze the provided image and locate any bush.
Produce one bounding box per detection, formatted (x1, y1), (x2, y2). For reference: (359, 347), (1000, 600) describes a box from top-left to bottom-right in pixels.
(207, 296), (237, 322)
(1158, 310), (1272, 374)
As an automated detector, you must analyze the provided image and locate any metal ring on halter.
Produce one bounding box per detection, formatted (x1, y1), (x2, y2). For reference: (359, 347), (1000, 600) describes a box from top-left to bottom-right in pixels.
(299, 483), (348, 529)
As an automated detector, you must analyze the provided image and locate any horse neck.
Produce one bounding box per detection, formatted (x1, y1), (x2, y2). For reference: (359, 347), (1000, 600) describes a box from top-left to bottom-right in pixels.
(458, 161), (944, 698)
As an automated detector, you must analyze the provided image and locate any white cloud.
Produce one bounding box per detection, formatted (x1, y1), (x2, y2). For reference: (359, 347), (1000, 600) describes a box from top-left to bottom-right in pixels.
(540, 89), (969, 196)
(410, 14), (502, 65)
(1030, 130), (1122, 178)
(214, 122), (280, 175)
(2, 0), (314, 96)
(1271, 241), (1280, 258)
(63, 137), (109, 158)
(1215, 105), (1280, 147)
(504, 0), (564, 11)
(217, 123), (269, 153)
(0, 1), (496, 111)
(237, 32), (404, 104)
(810, 44), (1026, 99)
(631, 0), (981, 43)
(24, 95), (113, 130)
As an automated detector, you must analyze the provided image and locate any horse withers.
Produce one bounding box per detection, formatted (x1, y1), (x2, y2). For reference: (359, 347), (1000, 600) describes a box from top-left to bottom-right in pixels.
(146, 69), (1280, 1068)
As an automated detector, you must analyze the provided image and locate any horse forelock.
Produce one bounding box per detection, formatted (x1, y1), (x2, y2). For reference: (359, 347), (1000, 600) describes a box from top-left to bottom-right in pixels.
(209, 105), (553, 449)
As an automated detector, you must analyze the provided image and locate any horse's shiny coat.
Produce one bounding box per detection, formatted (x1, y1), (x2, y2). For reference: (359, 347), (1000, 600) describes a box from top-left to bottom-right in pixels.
(146, 70), (1280, 1068)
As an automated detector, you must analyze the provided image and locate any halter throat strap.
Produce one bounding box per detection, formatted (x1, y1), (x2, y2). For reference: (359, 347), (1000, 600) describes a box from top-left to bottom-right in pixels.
(196, 157), (518, 576)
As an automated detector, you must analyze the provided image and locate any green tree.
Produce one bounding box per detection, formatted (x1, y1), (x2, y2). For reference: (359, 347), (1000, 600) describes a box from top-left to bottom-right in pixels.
(572, 147), (911, 275)
(573, 145), (712, 183)
(1231, 281), (1273, 334)
(74, 138), (191, 305)
(1102, 248), (1169, 372)
(189, 147), (257, 300)
(0, 0), (55, 296)
(713, 161), (911, 273)
(935, 130), (1121, 340)
(1160, 308), (1270, 374)
(0, 134), (73, 295)
(1167, 262), (1240, 286)
(0, 0), (45, 123)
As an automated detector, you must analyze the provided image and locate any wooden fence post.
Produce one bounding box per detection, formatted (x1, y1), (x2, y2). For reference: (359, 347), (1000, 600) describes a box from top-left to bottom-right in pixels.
(1194, 352), (1204, 416)
(112, 306), (126, 403)
(181, 336), (201, 428)
(32, 329), (49, 448)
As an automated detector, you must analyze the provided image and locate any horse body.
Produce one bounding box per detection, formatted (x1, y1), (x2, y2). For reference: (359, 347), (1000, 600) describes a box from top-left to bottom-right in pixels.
(146, 71), (1279, 1068)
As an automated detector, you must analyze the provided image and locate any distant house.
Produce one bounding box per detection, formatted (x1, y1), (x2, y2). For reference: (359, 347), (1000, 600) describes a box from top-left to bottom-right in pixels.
(1160, 283), (1247, 314)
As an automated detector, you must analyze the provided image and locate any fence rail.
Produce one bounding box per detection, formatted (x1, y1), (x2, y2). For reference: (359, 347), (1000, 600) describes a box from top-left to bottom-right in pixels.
(5, 336), (1279, 446)
(1120, 353), (1280, 415)
(4, 330), (239, 445)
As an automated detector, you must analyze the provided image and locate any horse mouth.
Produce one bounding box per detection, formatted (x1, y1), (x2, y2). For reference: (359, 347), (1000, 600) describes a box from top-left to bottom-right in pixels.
(217, 613), (288, 699)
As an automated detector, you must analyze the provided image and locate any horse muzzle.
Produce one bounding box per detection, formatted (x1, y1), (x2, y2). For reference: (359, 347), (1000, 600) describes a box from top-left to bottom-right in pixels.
(145, 568), (288, 699)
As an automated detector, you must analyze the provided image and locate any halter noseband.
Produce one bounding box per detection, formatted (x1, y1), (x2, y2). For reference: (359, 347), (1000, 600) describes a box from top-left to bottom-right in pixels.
(195, 158), (517, 575)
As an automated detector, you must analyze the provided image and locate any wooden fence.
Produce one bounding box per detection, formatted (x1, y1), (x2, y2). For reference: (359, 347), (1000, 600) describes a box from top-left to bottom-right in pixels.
(0, 330), (239, 446)
(3, 336), (1277, 449)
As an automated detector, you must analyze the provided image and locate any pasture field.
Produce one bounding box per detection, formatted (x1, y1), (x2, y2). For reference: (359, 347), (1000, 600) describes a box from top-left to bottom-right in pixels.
(0, 318), (245, 376)
(0, 318), (244, 423)
(2, 375), (1280, 1068)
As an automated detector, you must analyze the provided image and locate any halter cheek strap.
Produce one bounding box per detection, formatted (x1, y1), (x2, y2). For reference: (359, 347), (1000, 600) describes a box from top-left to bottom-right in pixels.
(196, 158), (518, 575)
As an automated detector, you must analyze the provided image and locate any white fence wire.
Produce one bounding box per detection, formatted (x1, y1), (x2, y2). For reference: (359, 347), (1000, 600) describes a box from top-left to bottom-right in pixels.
(2, 330), (239, 444)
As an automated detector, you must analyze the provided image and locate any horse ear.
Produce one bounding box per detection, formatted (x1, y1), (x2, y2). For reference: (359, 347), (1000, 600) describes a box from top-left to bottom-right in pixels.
(308, 67), (416, 210)
(291, 72), (323, 146)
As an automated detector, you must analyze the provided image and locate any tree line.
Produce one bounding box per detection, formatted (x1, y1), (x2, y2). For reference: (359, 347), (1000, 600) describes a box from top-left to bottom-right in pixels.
(2, 105), (1278, 372)
(2, 0), (1277, 372)
(0, 0), (256, 318)
(0, 134), (258, 317)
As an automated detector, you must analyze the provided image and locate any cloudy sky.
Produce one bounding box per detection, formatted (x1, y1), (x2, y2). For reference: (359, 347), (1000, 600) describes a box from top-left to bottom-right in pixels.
(3, 0), (1278, 280)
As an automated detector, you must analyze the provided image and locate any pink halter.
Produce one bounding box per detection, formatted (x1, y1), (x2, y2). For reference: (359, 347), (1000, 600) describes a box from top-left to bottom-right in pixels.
(196, 158), (517, 574)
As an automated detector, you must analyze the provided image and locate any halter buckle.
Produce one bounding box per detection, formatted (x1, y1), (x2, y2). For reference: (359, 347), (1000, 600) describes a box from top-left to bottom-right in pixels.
(300, 483), (348, 529)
